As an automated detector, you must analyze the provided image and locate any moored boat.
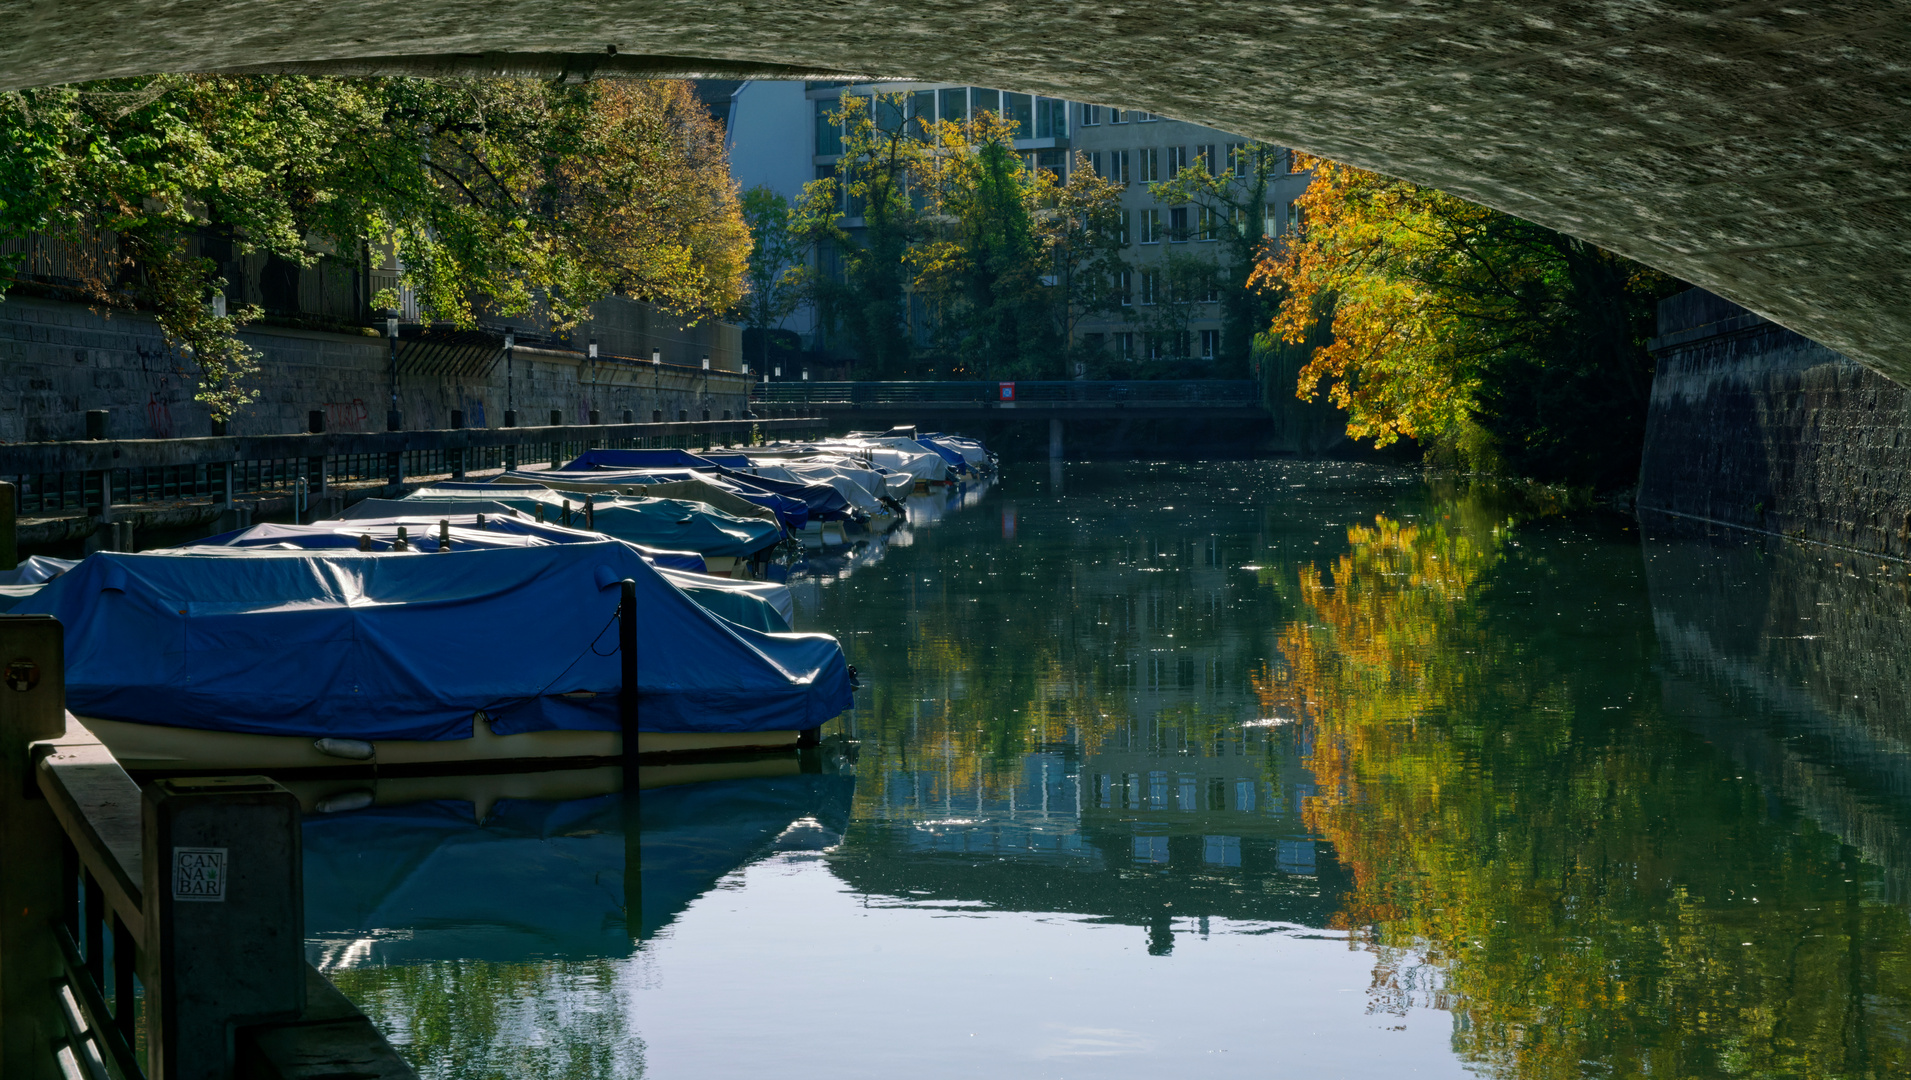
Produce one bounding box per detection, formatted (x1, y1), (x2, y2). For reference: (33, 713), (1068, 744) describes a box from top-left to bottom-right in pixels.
(12, 540), (853, 772)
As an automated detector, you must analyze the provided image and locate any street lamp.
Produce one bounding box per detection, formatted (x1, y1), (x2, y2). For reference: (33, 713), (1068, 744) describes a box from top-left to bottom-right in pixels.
(588, 336), (600, 425)
(384, 311), (402, 431)
(503, 329), (517, 428)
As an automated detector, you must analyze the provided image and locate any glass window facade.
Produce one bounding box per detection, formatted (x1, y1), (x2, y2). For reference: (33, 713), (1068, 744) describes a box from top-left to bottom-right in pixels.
(1036, 97), (1067, 138)
(1004, 92), (1033, 138)
(971, 87), (1000, 118)
(939, 87), (967, 124)
(814, 98), (841, 156)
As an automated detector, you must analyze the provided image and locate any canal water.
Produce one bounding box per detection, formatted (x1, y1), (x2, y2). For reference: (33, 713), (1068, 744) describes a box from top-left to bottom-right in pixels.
(304, 460), (1911, 1078)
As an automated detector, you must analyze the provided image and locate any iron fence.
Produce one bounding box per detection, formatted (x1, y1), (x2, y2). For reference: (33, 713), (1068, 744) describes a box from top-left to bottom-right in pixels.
(751, 379), (1261, 405)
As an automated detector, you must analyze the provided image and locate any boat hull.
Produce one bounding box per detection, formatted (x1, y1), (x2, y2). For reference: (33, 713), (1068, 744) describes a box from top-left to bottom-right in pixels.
(79, 715), (801, 773)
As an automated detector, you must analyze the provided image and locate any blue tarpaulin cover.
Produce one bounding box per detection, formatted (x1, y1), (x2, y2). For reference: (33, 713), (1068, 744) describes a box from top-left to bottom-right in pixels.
(716, 468), (854, 520)
(563, 448), (720, 471)
(405, 484), (783, 558)
(191, 515), (710, 571)
(13, 542), (852, 740)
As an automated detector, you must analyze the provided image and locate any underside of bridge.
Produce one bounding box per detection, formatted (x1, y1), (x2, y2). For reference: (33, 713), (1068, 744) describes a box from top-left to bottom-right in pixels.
(6, 2), (1908, 384)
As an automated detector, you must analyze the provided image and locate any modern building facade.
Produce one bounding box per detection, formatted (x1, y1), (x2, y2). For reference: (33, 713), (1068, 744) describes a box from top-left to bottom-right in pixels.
(723, 79), (1313, 372)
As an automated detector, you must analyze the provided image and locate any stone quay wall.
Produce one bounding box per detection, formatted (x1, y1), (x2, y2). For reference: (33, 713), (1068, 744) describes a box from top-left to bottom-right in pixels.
(0, 295), (751, 443)
(1637, 289), (1911, 560)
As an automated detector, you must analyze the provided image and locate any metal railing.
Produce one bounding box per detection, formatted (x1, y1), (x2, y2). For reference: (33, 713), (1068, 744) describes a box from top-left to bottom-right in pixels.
(2, 419), (827, 518)
(751, 379), (1262, 405)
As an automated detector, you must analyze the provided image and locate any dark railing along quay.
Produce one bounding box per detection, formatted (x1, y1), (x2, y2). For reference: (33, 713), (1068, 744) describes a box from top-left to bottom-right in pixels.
(751, 379), (1262, 407)
(0, 418), (827, 549)
(0, 616), (417, 1080)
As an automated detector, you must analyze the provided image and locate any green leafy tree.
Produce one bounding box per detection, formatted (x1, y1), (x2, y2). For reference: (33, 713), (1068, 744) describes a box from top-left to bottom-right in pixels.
(1127, 250), (1220, 369)
(1253, 154), (1681, 487)
(824, 92), (928, 377)
(1149, 143), (1291, 375)
(1032, 152), (1128, 373)
(0, 76), (749, 421)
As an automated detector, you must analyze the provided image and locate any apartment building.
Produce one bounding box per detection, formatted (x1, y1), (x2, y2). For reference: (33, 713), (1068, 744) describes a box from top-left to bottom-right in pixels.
(724, 80), (1312, 369)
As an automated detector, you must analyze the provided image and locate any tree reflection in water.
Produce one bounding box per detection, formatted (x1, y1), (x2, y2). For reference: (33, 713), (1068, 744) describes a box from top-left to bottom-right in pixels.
(1275, 482), (1911, 1079)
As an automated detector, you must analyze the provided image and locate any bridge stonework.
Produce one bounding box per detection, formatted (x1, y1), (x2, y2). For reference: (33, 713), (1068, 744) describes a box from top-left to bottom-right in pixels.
(0, 296), (748, 442)
(4, 3), (1909, 385)
(1639, 289), (1911, 560)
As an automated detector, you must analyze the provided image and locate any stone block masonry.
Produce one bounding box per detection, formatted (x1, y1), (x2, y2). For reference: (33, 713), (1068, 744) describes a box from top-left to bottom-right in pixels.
(0, 295), (750, 442)
(1638, 289), (1911, 560)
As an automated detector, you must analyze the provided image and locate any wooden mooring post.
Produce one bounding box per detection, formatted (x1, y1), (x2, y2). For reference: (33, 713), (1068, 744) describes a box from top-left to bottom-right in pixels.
(0, 615), (417, 1079)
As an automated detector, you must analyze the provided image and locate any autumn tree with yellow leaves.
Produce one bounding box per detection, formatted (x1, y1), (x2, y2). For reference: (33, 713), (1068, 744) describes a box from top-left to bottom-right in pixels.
(1252, 156), (1681, 488)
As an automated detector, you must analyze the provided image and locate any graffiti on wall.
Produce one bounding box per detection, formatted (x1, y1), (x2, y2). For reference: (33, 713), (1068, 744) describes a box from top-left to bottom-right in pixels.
(325, 399), (370, 431)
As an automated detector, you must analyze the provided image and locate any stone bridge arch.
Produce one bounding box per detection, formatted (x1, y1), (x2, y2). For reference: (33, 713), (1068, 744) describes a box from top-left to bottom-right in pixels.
(6, 2), (1908, 381)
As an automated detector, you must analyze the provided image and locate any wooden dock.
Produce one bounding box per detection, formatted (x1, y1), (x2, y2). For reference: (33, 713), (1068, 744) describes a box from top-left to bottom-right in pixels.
(0, 615), (418, 1079)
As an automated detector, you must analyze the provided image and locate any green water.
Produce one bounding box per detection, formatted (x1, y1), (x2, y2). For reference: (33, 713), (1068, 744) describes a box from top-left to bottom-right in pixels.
(315, 460), (1911, 1078)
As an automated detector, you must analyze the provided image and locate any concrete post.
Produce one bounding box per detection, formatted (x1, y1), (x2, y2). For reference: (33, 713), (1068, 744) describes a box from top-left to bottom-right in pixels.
(0, 615), (67, 1080)
(142, 776), (305, 1080)
(0, 480), (17, 572)
(1049, 417), (1064, 460)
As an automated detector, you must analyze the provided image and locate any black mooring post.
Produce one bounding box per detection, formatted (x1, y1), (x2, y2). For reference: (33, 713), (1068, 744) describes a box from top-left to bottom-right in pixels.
(619, 579), (638, 760)
(585, 494), (595, 531)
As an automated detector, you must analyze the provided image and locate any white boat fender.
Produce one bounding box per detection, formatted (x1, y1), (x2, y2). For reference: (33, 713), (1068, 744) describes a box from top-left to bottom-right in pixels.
(313, 737), (375, 761)
(314, 789), (375, 814)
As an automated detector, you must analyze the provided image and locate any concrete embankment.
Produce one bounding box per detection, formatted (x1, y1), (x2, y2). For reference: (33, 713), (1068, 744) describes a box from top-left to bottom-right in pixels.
(1639, 289), (1911, 559)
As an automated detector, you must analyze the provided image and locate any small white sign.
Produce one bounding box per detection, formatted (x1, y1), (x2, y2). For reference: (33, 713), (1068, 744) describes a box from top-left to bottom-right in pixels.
(172, 847), (228, 902)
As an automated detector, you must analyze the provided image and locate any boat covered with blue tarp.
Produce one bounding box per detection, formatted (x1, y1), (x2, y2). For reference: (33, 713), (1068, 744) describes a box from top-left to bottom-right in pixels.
(13, 541), (852, 741)
(404, 484), (784, 558)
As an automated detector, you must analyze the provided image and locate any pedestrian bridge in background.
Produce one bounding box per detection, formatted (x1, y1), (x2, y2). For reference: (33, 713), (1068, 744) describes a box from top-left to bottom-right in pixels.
(749, 380), (1268, 425)
(5, 3), (1909, 384)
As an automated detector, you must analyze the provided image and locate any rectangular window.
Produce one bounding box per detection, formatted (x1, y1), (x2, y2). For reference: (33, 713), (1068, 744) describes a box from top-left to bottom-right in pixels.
(971, 87), (1000, 117)
(1202, 329), (1220, 358)
(1166, 145), (1188, 179)
(1118, 269), (1133, 306)
(1228, 142), (1249, 177)
(814, 98), (841, 156)
(1139, 209), (1161, 244)
(1231, 206), (1248, 235)
(1198, 206), (1221, 241)
(1036, 97), (1067, 139)
(1080, 104), (1101, 126)
(1138, 148), (1159, 182)
(1037, 149), (1067, 181)
(1168, 206), (1189, 242)
(1140, 270), (1159, 305)
(1197, 143), (1218, 176)
(940, 87), (968, 124)
(875, 95), (905, 134)
(1136, 110), (1158, 122)
(1089, 151), (1103, 177)
(1004, 92), (1034, 138)
(1287, 202), (1301, 230)
(1265, 202), (1279, 237)
(1116, 209), (1131, 246)
(1109, 108), (1126, 124)
(910, 90), (936, 136)
(1113, 150), (1130, 185)
(1117, 331), (1134, 358)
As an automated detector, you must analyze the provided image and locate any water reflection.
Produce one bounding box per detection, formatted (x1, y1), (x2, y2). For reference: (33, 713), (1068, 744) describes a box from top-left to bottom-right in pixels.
(302, 463), (1911, 1078)
(302, 765), (853, 1078)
